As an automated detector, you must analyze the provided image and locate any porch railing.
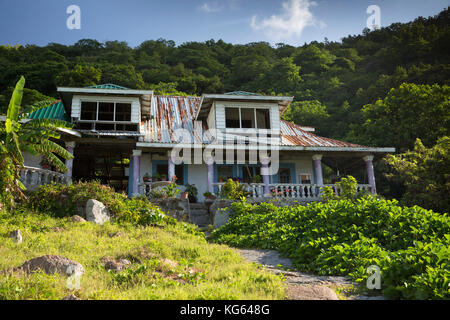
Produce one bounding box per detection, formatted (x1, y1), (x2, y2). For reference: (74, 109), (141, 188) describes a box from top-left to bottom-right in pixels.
(213, 183), (372, 201)
(20, 166), (70, 191)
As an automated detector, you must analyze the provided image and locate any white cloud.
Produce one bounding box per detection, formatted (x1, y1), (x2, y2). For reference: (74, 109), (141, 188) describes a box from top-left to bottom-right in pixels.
(199, 2), (223, 13)
(250, 0), (325, 41)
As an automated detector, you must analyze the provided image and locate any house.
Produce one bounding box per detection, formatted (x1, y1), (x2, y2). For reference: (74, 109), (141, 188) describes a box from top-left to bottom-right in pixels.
(20, 84), (395, 201)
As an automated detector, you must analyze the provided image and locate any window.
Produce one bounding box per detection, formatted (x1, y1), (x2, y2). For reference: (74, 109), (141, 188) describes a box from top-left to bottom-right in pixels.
(225, 108), (240, 128)
(225, 107), (271, 129)
(278, 168), (292, 184)
(299, 174), (312, 184)
(241, 108), (255, 128)
(79, 101), (134, 131)
(256, 109), (271, 129)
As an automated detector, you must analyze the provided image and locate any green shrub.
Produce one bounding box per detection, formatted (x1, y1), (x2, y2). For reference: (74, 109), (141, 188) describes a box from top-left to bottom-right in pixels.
(220, 179), (250, 200)
(27, 181), (172, 226)
(211, 197), (450, 299)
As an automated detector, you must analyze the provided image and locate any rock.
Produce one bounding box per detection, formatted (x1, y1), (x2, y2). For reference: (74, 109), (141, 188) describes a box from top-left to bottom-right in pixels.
(287, 285), (339, 300)
(62, 294), (81, 300)
(51, 227), (65, 232)
(72, 215), (86, 223)
(10, 230), (23, 244)
(18, 255), (84, 276)
(210, 199), (235, 228)
(102, 257), (131, 272)
(85, 199), (110, 225)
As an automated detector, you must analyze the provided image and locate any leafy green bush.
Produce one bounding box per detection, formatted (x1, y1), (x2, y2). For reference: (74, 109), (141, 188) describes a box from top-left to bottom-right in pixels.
(27, 181), (172, 226)
(210, 198), (450, 299)
(220, 179), (250, 200)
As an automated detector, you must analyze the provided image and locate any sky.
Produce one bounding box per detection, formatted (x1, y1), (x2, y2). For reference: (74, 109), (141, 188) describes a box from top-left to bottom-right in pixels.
(0, 0), (448, 47)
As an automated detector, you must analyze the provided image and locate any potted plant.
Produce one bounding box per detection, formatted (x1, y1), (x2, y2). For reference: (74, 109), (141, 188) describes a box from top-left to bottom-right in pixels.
(153, 173), (161, 181)
(143, 173), (151, 182)
(161, 173), (168, 181)
(40, 159), (51, 170)
(180, 192), (189, 200)
(218, 176), (226, 183)
(252, 175), (262, 183)
(203, 191), (216, 200)
(185, 184), (198, 203)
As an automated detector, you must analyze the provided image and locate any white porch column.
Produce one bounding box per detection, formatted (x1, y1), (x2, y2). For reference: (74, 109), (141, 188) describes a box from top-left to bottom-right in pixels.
(132, 150), (142, 196)
(312, 154), (324, 187)
(168, 151), (175, 182)
(261, 158), (270, 197)
(206, 156), (214, 194)
(65, 141), (76, 181)
(363, 155), (377, 194)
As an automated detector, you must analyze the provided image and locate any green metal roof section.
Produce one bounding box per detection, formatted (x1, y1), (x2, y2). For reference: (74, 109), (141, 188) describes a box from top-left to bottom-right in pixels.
(86, 83), (130, 90)
(29, 101), (69, 121)
(225, 91), (261, 96)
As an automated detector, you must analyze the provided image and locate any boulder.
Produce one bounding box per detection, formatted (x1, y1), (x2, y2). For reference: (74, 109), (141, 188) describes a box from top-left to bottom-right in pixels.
(209, 199), (235, 229)
(287, 285), (339, 300)
(72, 215), (86, 223)
(102, 257), (131, 272)
(85, 199), (110, 225)
(19, 255), (84, 276)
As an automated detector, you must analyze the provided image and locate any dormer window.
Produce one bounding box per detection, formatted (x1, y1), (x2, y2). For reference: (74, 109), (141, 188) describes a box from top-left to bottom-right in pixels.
(225, 107), (271, 129)
(78, 101), (137, 131)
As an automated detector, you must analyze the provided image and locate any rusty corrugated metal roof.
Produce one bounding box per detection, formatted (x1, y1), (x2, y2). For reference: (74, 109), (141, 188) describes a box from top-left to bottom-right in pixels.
(141, 95), (364, 148)
(280, 120), (364, 148)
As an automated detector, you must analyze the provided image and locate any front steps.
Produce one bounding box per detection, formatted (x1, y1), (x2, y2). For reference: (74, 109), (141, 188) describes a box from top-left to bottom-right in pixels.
(189, 203), (211, 229)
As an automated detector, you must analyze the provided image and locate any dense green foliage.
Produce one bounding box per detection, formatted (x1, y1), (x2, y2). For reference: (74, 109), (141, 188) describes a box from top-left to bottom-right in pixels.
(27, 181), (170, 226)
(211, 199), (450, 299)
(0, 9), (448, 148)
(384, 137), (450, 213)
(220, 179), (250, 200)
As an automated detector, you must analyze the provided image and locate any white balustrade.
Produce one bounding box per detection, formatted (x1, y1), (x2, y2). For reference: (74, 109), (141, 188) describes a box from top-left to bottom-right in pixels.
(212, 182), (372, 201)
(20, 166), (70, 191)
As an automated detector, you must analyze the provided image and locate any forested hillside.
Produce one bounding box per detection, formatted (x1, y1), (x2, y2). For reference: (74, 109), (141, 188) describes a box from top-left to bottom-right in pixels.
(0, 8), (448, 208)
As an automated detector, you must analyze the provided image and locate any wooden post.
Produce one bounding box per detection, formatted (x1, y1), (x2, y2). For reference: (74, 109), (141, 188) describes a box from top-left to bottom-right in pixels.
(363, 155), (377, 194)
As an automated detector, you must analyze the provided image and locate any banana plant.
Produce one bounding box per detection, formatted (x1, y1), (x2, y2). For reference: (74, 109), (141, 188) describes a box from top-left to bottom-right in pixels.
(0, 76), (74, 200)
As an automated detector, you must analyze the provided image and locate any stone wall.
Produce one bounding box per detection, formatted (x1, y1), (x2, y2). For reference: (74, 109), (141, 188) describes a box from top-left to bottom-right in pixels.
(151, 198), (190, 222)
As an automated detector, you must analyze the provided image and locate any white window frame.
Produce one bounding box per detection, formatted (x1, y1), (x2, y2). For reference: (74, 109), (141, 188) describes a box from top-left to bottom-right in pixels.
(225, 106), (271, 130)
(79, 99), (137, 131)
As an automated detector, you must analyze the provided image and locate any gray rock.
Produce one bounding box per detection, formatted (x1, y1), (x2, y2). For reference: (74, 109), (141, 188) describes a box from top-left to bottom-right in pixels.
(72, 215), (86, 223)
(19, 255), (84, 276)
(287, 285), (339, 300)
(102, 257), (131, 272)
(85, 199), (110, 225)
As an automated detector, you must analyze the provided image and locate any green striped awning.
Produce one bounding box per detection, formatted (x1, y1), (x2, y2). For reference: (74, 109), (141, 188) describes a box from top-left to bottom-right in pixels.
(29, 101), (69, 121)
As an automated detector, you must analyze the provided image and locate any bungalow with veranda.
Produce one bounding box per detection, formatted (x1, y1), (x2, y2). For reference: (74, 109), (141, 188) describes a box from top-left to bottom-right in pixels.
(19, 84), (395, 202)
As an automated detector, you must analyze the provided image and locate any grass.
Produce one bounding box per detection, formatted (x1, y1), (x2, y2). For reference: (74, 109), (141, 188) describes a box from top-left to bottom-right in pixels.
(0, 209), (285, 300)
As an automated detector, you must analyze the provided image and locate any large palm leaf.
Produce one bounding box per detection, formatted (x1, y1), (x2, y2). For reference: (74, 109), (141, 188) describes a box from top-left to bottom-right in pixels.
(1, 76), (74, 202)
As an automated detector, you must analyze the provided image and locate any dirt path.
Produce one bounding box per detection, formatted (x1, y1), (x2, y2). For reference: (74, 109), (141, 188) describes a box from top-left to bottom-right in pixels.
(237, 249), (385, 300)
